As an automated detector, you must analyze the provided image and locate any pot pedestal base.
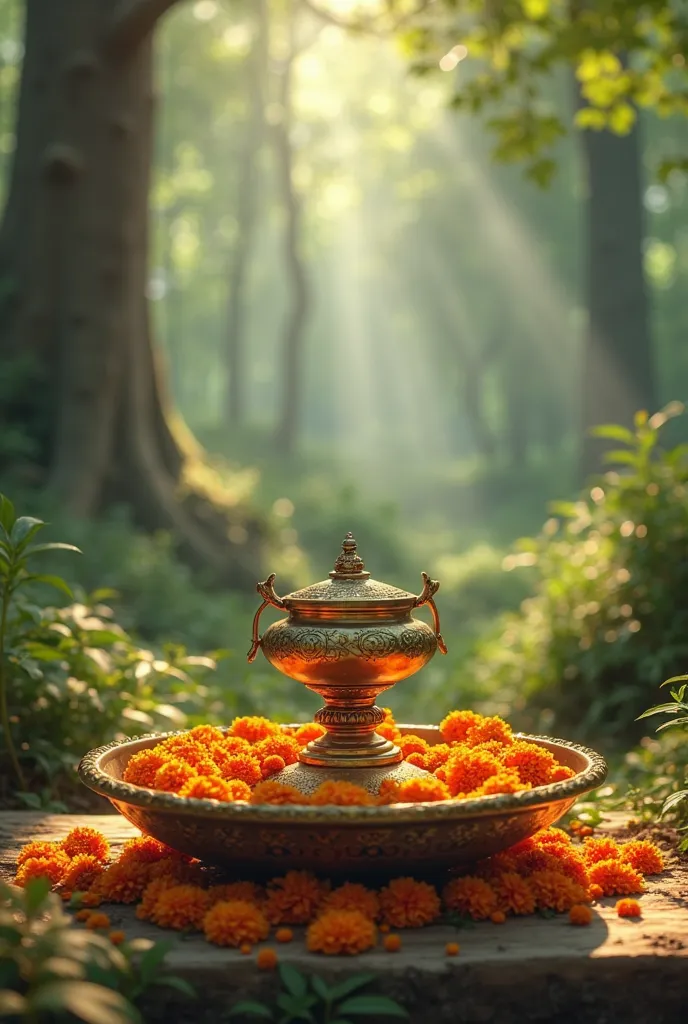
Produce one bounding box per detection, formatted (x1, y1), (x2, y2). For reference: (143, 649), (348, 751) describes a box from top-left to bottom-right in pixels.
(272, 758), (429, 796)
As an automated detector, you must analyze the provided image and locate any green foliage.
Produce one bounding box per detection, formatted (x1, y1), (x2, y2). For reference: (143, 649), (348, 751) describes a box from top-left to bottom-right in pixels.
(635, 675), (688, 840)
(0, 879), (194, 1023)
(468, 405), (688, 742)
(229, 966), (407, 1024)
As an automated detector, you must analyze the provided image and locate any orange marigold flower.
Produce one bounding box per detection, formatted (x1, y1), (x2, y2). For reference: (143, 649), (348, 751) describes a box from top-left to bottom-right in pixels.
(161, 736), (205, 756)
(260, 755), (286, 779)
(208, 882), (264, 905)
(250, 781), (309, 806)
(490, 911), (506, 924)
(384, 933), (402, 952)
(493, 872), (536, 916)
(256, 948), (278, 970)
(616, 898), (642, 918)
(81, 892), (102, 908)
(151, 884), (210, 930)
(443, 748), (501, 797)
(187, 725), (225, 745)
(579, 825), (594, 837)
(295, 723), (326, 744)
(587, 860), (644, 897)
(405, 752), (426, 770)
(464, 715), (513, 748)
(527, 871), (588, 912)
(503, 741), (557, 788)
(420, 744), (453, 772)
(619, 840), (664, 876)
(310, 781), (375, 807)
(379, 877), (440, 928)
(439, 710), (482, 743)
(588, 883), (604, 900)
(442, 876), (497, 920)
(203, 900), (269, 947)
(153, 759), (197, 793)
(534, 827), (572, 850)
(15, 854), (69, 888)
(396, 777), (450, 803)
(240, 943), (252, 955)
(85, 912), (111, 930)
(221, 736), (253, 755)
(549, 765), (576, 782)
(62, 855), (105, 892)
(306, 909), (377, 955)
(219, 753), (262, 786)
(137, 877), (179, 920)
(322, 883), (380, 920)
(123, 749), (168, 788)
(179, 776), (250, 802)
(231, 716), (281, 743)
(75, 909), (92, 921)
(264, 871), (327, 925)
(569, 904), (593, 926)
(381, 707), (395, 722)
(445, 942), (460, 956)
(120, 836), (182, 866)
(254, 735), (302, 767)
(109, 931), (126, 945)
(275, 927), (294, 943)
(471, 771), (527, 797)
(147, 857), (197, 884)
(62, 827), (110, 863)
(91, 862), (152, 904)
(581, 837), (620, 865)
(399, 735), (429, 758)
(16, 840), (64, 867)
(376, 721), (402, 744)
(377, 778), (401, 805)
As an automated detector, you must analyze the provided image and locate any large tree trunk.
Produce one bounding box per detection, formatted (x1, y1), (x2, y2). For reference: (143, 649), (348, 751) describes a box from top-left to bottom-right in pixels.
(0, 0), (261, 586)
(578, 114), (655, 478)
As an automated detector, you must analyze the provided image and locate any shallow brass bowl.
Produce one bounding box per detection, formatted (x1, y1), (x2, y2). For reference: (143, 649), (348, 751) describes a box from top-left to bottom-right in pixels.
(78, 727), (607, 877)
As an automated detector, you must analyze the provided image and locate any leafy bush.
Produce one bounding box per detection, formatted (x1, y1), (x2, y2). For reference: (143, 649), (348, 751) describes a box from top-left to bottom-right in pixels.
(468, 405), (688, 743)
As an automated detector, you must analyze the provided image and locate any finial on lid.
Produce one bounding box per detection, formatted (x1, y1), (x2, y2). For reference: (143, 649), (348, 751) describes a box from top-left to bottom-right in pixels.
(330, 532), (369, 578)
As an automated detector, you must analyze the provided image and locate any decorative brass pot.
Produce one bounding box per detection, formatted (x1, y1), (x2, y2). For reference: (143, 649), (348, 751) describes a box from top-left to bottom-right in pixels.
(247, 533), (447, 778)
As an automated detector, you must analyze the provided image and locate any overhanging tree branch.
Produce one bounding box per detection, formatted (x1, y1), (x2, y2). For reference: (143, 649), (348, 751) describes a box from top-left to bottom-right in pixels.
(105, 0), (182, 57)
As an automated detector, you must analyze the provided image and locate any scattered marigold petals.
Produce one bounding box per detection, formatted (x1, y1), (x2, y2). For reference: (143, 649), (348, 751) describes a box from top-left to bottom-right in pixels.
(588, 883), (604, 900)
(306, 910), (377, 955)
(75, 909), (92, 922)
(445, 942), (460, 956)
(383, 933), (402, 951)
(203, 901), (269, 947)
(490, 911), (506, 924)
(275, 927), (294, 943)
(240, 943), (252, 955)
(616, 898), (642, 918)
(569, 904), (593, 926)
(109, 930), (126, 945)
(256, 947), (278, 970)
(85, 912), (111, 930)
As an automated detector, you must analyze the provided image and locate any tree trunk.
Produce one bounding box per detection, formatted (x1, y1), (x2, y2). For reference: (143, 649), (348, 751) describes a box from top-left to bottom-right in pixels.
(0, 0), (261, 587)
(578, 113), (655, 478)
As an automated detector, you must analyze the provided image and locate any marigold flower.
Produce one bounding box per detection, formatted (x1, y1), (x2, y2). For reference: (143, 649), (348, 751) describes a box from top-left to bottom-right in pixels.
(91, 861), (152, 904)
(137, 877), (179, 920)
(579, 825), (594, 837)
(490, 911), (506, 924)
(254, 735), (301, 766)
(203, 900), (269, 947)
(74, 908), (92, 922)
(62, 827), (110, 863)
(275, 927), (294, 943)
(581, 837), (620, 865)
(147, 857), (198, 885)
(445, 942), (460, 956)
(187, 725), (225, 745)
(587, 859), (644, 897)
(384, 933), (402, 952)
(619, 840), (664, 876)
(616, 898), (642, 918)
(516, 848), (589, 889)
(443, 748), (501, 797)
(250, 781), (309, 805)
(471, 771), (527, 797)
(588, 883), (604, 900)
(62, 855), (105, 892)
(442, 876), (497, 920)
(85, 912), (111, 930)
(219, 753), (262, 786)
(153, 759), (197, 793)
(439, 710), (482, 743)
(379, 877), (440, 928)
(260, 754), (286, 779)
(208, 882), (264, 905)
(256, 947), (278, 970)
(381, 707), (395, 722)
(534, 827), (572, 850)
(15, 854), (69, 888)
(464, 715), (513, 748)
(569, 904), (593, 926)
(295, 723), (326, 744)
(151, 884), (210, 930)
(503, 741), (557, 788)
(108, 930), (125, 946)
(322, 883), (380, 920)
(549, 765), (576, 782)
(240, 943), (252, 954)
(221, 736), (253, 755)
(123, 749), (168, 788)
(396, 777), (450, 803)
(527, 871), (588, 912)
(81, 892), (102, 907)
(120, 836), (182, 865)
(310, 780), (375, 807)
(162, 736), (206, 757)
(493, 872), (536, 916)
(16, 840), (64, 867)
(398, 734), (429, 757)
(376, 721), (402, 744)
(418, 743), (452, 772)
(231, 716), (281, 743)
(179, 776), (250, 802)
(264, 871), (327, 924)
(377, 779), (401, 804)
(306, 910), (377, 955)
(405, 752), (426, 769)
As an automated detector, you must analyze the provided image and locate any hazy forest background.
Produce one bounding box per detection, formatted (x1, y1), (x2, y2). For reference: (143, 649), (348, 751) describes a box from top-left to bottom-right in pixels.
(1, 0), (688, 809)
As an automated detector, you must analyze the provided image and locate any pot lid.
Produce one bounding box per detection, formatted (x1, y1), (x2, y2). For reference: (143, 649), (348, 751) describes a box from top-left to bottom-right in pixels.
(283, 533), (416, 604)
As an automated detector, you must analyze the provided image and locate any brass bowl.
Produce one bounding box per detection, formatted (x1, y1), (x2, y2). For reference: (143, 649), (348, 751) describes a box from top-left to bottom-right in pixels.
(78, 726), (607, 877)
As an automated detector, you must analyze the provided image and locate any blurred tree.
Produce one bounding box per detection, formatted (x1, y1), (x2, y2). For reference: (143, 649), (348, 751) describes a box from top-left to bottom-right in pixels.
(0, 0), (262, 583)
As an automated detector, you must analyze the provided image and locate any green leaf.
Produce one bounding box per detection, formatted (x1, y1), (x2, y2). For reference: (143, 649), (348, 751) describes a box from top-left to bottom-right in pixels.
(27, 574), (74, 599)
(661, 675), (688, 688)
(17, 790), (42, 809)
(155, 976), (196, 998)
(24, 542), (81, 557)
(10, 516), (45, 547)
(328, 974), (378, 1002)
(589, 424), (635, 444)
(655, 716), (688, 732)
(24, 876), (52, 914)
(278, 964), (308, 999)
(636, 704), (684, 720)
(661, 790), (688, 816)
(30, 982), (139, 1024)
(0, 495), (16, 535)
(336, 996), (408, 1018)
(309, 975), (331, 1002)
(602, 450), (639, 466)
(228, 1001), (275, 1020)
(0, 991), (26, 1017)
(137, 940), (174, 985)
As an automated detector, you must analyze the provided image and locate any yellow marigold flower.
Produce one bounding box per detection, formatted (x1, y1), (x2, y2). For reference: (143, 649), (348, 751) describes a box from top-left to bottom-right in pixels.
(109, 930), (126, 945)
(569, 904), (593, 926)
(381, 707), (395, 722)
(581, 836), (620, 865)
(256, 947), (278, 970)
(260, 754), (286, 779)
(275, 927), (293, 943)
(619, 840), (664, 876)
(153, 759), (197, 793)
(464, 715), (513, 748)
(322, 883), (380, 920)
(16, 840), (64, 867)
(587, 859), (644, 897)
(231, 716), (280, 743)
(383, 933), (402, 952)
(219, 753), (262, 786)
(310, 781), (375, 807)
(85, 912), (111, 930)
(62, 855), (105, 892)
(616, 898), (642, 918)
(151, 884), (210, 930)
(123, 749), (167, 788)
(264, 871), (328, 925)
(379, 877), (440, 928)
(91, 862), (152, 904)
(377, 779), (401, 805)
(62, 827), (110, 863)
(527, 870), (588, 912)
(443, 748), (501, 797)
(295, 723), (326, 744)
(396, 777), (450, 803)
(549, 765), (576, 782)
(306, 910), (377, 955)
(376, 721), (402, 744)
(439, 710), (482, 743)
(137, 877), (179, 920)
(250, 781), (309, 805)
(179, 776), (250, 802)
(398, 735), (429, 758)
(208, 882), (264, 906)
(493, 872), (536, 916)
(187, 725), (225, 745)
(15, 854), (69, 888)
(254, 735), (301, 766)
(442, 876), (497, 920)
(203, 900), (269, 947)
(445, 941), (460, 956)
(503, 741), (557, 788)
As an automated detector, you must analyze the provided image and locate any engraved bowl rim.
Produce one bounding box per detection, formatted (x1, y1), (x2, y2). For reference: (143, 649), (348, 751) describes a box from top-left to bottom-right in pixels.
(78, 726), (607, 825)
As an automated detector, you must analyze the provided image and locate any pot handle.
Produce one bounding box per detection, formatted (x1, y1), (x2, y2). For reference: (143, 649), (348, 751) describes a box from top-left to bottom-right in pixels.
(415, 572), (448, 654)
(247, 574), (286, 662)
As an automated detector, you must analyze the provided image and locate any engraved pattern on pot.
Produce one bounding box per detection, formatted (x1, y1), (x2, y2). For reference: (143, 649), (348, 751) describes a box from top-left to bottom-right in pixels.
(262, 622), (436, 663)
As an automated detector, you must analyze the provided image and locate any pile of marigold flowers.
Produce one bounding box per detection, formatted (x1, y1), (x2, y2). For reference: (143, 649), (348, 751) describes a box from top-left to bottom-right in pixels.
(12, 822), (665, 956)
(117, 710), (579, 806)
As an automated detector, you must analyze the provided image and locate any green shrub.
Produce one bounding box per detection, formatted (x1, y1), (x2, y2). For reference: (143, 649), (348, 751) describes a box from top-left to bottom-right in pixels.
(468, 404), (688, 744)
